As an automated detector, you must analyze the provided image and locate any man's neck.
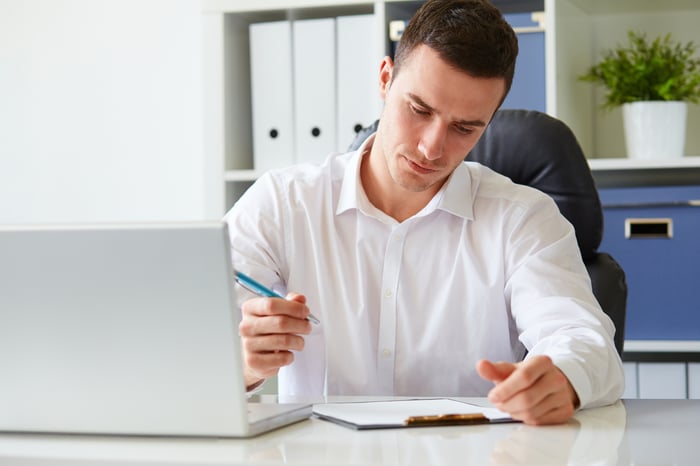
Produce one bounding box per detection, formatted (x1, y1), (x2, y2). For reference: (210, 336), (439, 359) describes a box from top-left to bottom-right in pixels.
(359, 145), (438, 223)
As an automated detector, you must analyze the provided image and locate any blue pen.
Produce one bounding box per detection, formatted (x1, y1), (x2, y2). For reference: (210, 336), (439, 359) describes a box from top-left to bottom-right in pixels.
(234, 270), (320, 325)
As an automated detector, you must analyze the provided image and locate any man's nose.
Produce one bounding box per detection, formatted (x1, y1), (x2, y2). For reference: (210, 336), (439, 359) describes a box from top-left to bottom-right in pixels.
(417, 120), (447, 160)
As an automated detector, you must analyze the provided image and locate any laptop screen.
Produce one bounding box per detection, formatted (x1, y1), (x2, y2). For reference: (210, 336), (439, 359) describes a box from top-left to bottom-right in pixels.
(0, 222), (255, 436)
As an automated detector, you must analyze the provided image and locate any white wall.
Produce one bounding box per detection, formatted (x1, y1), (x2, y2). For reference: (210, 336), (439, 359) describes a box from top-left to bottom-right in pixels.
(0, 0), (206, 224)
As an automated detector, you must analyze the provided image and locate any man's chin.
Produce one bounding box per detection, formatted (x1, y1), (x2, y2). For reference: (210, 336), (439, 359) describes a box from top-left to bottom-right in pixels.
(394, 172), (443, 194)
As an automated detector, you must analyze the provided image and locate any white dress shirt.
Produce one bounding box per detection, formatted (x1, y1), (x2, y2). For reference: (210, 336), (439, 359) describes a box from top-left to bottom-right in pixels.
(224, 136), (624, 409)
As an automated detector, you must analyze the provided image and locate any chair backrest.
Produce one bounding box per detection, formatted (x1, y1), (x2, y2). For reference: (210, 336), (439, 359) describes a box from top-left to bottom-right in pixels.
(348, 110), (627, 355)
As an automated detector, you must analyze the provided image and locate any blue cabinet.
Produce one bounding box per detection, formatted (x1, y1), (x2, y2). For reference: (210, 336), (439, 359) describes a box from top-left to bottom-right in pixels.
(500, 12), (545, 113)
(599, 185), (700, 340)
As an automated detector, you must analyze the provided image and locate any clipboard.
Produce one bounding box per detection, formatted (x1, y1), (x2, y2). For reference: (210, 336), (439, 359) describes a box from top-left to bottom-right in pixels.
(312, 398), (516, 430)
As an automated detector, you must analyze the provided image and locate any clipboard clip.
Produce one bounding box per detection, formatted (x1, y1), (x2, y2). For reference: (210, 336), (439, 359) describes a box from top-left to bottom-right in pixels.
(404, 413), (489, 427)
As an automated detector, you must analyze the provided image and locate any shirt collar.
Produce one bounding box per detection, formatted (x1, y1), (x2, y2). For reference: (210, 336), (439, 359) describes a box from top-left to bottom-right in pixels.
(437, 162), (474, 221)
(336, 134), (373, 216)
(336, 133), (475, 222)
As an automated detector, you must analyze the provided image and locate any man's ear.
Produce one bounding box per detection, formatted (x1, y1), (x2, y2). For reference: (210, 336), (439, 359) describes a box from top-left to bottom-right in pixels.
(378, 56), (394, 100)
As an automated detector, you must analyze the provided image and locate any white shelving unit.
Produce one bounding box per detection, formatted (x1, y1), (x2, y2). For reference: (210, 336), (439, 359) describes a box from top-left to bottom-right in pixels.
(202, 0), (380, 217)
(203, 0), (700, 217)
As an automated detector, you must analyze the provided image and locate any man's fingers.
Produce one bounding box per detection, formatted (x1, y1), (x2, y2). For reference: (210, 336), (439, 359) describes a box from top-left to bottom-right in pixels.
(241, 331), (307, 383)
(239, 314), (311, 338)
(243, 333), (306, 353)
(243, 350), (296, 380)
(487, 356), (551, 403)
(493, 373), (562, 418)
(507, 392), (576, 425)
(285, 292), (306, 304)
(241, 295), (312, 323)
(239, 298), (312, 338)
(479, 355), (579, 425)
(238, 293), (313, 388)
(477, 359), (517, 383)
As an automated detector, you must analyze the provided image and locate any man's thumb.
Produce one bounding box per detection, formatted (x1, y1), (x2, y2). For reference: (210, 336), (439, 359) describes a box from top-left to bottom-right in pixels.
(476, 359), (516, 383)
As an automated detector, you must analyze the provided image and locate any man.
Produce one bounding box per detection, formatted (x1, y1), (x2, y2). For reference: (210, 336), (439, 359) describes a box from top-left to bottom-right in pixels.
(225, 0), (623, 425)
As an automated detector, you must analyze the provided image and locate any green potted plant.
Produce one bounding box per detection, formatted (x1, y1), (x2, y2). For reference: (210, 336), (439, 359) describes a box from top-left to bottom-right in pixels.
(580, 31), (700, 160)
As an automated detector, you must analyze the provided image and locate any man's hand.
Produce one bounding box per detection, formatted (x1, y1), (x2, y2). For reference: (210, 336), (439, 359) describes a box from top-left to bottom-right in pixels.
(476, 355), (580, 425)
(239, 292), (312, 390)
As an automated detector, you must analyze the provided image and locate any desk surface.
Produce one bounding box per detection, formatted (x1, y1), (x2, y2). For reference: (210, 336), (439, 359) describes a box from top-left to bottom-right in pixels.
(0, 398), (698, 466)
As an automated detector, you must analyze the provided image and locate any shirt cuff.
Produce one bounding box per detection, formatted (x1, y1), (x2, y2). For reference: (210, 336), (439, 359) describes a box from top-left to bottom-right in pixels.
(245, 379), (267, 397)
(552, 357), (592, 409)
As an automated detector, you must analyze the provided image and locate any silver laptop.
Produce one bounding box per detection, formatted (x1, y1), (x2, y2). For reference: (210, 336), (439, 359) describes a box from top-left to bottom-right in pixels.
(0, 222), (311, 437)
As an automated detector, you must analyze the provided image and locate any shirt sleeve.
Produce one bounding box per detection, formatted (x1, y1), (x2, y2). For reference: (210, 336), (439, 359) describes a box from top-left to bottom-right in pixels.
(223, 171), (291, 305)
(503, 192), (625, 409)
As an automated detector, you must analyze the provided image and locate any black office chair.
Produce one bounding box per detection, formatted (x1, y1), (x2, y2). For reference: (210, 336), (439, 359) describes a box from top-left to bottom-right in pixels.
(349, 110), (627, 355)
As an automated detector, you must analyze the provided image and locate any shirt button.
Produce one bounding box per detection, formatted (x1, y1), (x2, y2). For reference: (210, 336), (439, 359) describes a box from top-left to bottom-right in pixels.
(384, 289), (393, 298)
(382, 349), (392, 358)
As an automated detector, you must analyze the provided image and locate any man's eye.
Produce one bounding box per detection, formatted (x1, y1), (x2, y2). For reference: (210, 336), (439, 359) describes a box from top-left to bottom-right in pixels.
(454, 125), (474, 135)
(411, 105), (429, 115)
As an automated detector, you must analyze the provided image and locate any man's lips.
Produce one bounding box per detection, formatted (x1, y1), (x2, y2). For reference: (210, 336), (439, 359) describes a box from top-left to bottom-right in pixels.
(404, 156), (438, 174)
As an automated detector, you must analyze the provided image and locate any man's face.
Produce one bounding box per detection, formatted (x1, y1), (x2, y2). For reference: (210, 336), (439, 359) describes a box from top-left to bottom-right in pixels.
(376, 44), (506, 194)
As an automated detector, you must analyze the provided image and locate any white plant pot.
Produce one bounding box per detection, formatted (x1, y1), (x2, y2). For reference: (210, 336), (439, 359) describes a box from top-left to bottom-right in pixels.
(622, 101), (687, 160)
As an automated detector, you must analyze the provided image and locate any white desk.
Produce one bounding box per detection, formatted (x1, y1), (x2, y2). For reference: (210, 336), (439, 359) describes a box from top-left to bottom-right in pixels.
(0, 398), (698, 465)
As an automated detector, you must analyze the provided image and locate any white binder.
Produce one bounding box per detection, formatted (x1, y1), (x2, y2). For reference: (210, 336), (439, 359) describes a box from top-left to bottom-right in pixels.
(336, 14), (382, 152)
(292, 18), (337, 165)
(249, 21), (295, 173)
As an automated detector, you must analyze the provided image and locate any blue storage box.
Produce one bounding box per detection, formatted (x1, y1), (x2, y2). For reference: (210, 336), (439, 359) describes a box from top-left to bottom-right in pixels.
(599, 185), (700, 340)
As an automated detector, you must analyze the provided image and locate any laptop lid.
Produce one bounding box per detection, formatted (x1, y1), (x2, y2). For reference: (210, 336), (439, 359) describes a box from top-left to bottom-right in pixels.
(0, 222), (311, 437)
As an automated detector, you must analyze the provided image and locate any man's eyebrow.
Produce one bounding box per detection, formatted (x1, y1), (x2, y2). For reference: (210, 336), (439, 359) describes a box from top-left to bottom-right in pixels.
(408, 93), (434, 111)
(407, 93), (488, 128)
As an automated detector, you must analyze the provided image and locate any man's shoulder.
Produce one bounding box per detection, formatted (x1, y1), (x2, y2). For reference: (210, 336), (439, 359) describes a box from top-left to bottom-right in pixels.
(464, 161), (552, 205)
(265, 151), (352, 184)
(226, 152), (354, 221)
(461, 161), (561, 223)
(249, 151), (354, 206)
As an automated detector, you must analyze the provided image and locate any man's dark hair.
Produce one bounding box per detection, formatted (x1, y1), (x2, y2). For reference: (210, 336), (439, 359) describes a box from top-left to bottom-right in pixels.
(393, 0), (519, 100)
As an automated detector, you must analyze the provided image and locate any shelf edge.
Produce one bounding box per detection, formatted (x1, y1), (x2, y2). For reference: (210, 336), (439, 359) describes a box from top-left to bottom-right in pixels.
(588, 156), (700, 171)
